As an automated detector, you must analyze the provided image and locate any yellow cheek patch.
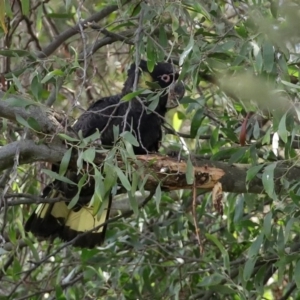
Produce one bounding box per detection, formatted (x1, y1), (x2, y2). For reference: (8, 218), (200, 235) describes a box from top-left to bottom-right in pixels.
(138, 72), (154, 89)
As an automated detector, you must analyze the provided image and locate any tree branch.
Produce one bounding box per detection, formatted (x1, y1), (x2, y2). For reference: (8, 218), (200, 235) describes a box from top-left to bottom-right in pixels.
(0, 140), (65, 171)
(0, 93), (298, 196)
(37, 5), (120, 59)
(0, 92), (67, 135)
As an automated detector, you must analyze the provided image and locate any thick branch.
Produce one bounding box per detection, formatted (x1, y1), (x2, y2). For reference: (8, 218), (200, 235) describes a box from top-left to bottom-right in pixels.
(0, 92), (298, 195)
(0, 93), (67, 135)
(0, 138), (299, 195)
(0, 140), (65, 171)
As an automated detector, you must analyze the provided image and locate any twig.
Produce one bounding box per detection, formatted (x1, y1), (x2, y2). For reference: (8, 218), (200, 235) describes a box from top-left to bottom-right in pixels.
(280, 282), (297, 300)
(37, 5), (120, 59)
(74, 1), (88, 112)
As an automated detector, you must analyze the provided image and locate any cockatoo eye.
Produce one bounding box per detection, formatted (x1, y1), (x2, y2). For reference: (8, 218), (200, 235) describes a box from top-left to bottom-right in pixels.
(161, 74), (171, 83)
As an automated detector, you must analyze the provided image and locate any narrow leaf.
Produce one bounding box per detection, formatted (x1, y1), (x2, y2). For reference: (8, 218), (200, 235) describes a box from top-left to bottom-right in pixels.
(59, 148), (72, 176)
(27, 117), (41, 131)
(295, 260), (300, 288)
(42, 169), (76, 185)
(179, 37), (194, 66)
(147, 38), (155, 72)
(263, 211), (272, 239)
(82, 147), (96, 164)
(120, 131), (139, 147)
(248, 232), (264, 257)
(278, 113), (288, 143)
(243, 257), (257, 281)
(263, 41), (274, 73)
(262, 163), (277, 199)
(246, 164), (264, 183)
(186, 156), (194, 185)
(115, 167), (131, 191)
(155, 184), (161, 213)
(41, 69), (64, 84)
(206, 234), (230, 271)
(121, 90), (144, 102)
(0, 0), (7, 34)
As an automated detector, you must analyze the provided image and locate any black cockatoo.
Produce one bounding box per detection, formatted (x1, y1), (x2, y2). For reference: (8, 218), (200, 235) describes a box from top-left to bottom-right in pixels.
(25, 60), (185, 248)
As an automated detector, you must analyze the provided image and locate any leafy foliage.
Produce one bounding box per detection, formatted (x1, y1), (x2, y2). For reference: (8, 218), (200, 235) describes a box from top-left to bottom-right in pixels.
(1, 0), (300, 299)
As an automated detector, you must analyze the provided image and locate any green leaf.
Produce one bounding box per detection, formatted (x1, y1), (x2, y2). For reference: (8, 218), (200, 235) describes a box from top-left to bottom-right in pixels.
(254, 48), (263, 73)
(59, 148), (72, 176)
(82, 147), (96, 164)
(0, 0), (7, 34)
(121, 90), (144, 101)
(124, 140), (136, 158)
(127, 191), (139, 216)
(77, 150), (83, 170)
(41, 69), (64, 84)
(248, 232), (264, 258)
(155, 184), (161, 213)
(208, 285), (235, 294)
(285, 218), (295, 243)
(5, 96), (35, 108)
(190, 108), (204, 137)
(262, 40), (274, 73)
(278, 113), (288, 143)
(211, 148), (238, 161)
(95, 195), (109, 221)
(171, 14), (179, 33)
(199, 274), (224, 287)
(24, 238), (39, 261)
(262, 163), (277, 199)
(262, 127), (272, 145)
(186, 156), (194, 185)
(83, 129), (100, 144)
(15, 114), (30, 129)
(294, 260), (300, 288)
(263, 211), (272, 239)
(277, 225), (285, 255)
(115, 167), (131, 191)
(90, 181), (104, 215)
(147, 38), (155, 72)
(113, 125), (120, 142)
(179, 37), (194, 66)
(21, 0), (30, 16)
(131, 2), (141, 17)
(206, 234), (230, 271)
(42, 169), (76, 185)
(12, 74), (25, 93)
(233, 195), (244, 223)
(246, 164), (264, 183)
(159, 26), (168, 48)
(27, 117), (41, 131)
(243, 256), (257, 281)
(209, 127), (219, 151)
(0, 49), (32, 57)
(67, 188), (80, 209)
(31, 73), (42, 101)
(281, 80), (300, 89)
(120, 131), (139, 147)
(228, 148), (247, 164)
(58, 133), (80, 142)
